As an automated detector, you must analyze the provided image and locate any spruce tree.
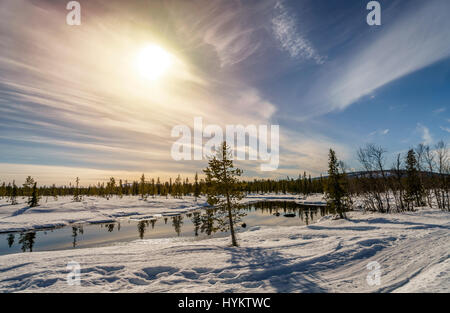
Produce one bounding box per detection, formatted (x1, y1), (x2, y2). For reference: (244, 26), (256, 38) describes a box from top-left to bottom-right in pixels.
(161, 183), (168, 199)
(73, 177), (82, 202)
(324, 149), (350, 219)
(194, 172), (201, 201)
(303, 172), (308, 195)
(10, 181), (18, 205)
(203, 142), (245, 247)
(107, 177), (116, 199)
(28, 182), (40, 207)
(404, 149), (425, 209)
(150, 178), (156, 198)
(139, 174), (146, 199)
(23, 176), (35, 198)
(0, 182), (6, 198)
(51, 184), (58, 201)
(174, 175), (183, 198)
(156, 177), (161, 196)
(118, 179), (123, 198)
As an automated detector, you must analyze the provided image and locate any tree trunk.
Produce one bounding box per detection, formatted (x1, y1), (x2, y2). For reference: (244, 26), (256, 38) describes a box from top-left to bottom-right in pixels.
(222, 147), (238, 247)
(226, 192), (238, 247)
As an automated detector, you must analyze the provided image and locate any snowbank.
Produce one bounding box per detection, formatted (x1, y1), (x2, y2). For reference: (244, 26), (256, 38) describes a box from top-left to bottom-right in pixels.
(0, 207), (448, 293)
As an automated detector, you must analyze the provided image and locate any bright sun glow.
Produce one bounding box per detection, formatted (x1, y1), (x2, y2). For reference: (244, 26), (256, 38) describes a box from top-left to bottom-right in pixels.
(135, 44), (173, 81)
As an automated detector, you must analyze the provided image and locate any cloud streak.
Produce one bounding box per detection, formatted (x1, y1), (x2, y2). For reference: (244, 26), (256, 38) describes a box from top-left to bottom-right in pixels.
(297, 0), (450, 118)
(271, 1), (325, 64)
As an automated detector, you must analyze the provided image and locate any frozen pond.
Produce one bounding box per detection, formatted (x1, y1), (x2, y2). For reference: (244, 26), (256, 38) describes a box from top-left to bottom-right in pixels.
(0, 201), (330, 256)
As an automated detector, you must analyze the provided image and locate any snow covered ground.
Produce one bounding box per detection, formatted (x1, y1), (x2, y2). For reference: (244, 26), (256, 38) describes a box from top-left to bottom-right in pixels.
(0, 194), (318, 233)
(0, 206), (448, 293)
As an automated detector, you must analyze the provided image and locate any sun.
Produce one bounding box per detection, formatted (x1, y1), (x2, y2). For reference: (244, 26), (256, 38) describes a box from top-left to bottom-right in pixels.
(135, 44), (173, 81)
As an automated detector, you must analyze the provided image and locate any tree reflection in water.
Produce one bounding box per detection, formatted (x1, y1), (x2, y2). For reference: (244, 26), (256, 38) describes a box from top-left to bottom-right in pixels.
(72, 226), (84, 247)
(19, 232), (36, 252)
(3, 201), (330, 253)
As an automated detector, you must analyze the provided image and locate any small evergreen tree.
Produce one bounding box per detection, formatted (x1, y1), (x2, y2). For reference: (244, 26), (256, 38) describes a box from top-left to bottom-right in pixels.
(324, 149), (350, 219)
(194, 172), (201, 201)
(404, 149), (425, 210)
(51, 184), (58, 201)
(28, 182), (40, 207)
(23, 176), (35, 198)
(139, 174), (146, 200)
(0, 182), (6, 199)
(150, 178), (156, 198)
(73, 177), (82, 202)
(10, 181), (18, 205)
(303, 172), (308, 195)
(161, 183), (168, 199)
(174, 175), (183, 198)
(104, 177), (116, 200)
(156, 177), (161, 196)
(203, 142), (245, 247)
(118, 179), (123, 198)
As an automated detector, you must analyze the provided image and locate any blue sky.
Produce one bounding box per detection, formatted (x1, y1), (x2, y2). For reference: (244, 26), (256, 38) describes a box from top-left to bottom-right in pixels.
(0, 0), (449, 184)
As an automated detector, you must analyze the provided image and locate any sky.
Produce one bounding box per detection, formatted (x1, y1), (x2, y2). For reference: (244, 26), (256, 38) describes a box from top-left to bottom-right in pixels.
(0, 0), (449, 185)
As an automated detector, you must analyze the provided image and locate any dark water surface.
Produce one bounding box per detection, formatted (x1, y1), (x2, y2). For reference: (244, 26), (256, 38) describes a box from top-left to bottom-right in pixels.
(0, 201), (330, 256)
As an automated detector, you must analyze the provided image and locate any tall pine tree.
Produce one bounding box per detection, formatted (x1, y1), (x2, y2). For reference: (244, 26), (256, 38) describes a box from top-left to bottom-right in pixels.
(404, 149), (425, 210)
(203, 142), (245, 247)
(194, 172), (201, 201)
(324, 149), (350, 219)
(10, 181), (18, 205)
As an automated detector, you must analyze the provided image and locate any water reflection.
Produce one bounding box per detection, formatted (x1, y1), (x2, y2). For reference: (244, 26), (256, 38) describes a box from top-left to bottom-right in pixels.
(200, 209), (217, 236)
(192, 212), (201, 236)
(7, 233), (14, 248)
(72, 226), (84, 247)
(172, 216), (183, 236)
(18, 232), (36, 252)
(105, 224), (115, 232)
(1, 201), (330, 255)
(137, 220), (147, 239)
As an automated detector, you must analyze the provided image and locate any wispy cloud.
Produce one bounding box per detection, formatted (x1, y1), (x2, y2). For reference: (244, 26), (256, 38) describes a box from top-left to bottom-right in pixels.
(433, 107), (446, 114)
(271, 1), (325, 64)
(296, 0), (450, 118)
(440, 126), (450, 133)
(169, 0), (274, 68)
(417, 123), (433, 145)
(369, 129), (390, 136)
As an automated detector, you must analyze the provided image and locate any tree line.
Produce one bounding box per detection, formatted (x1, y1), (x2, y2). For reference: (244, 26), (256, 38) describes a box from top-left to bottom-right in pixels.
(0, 171), (323, 205)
